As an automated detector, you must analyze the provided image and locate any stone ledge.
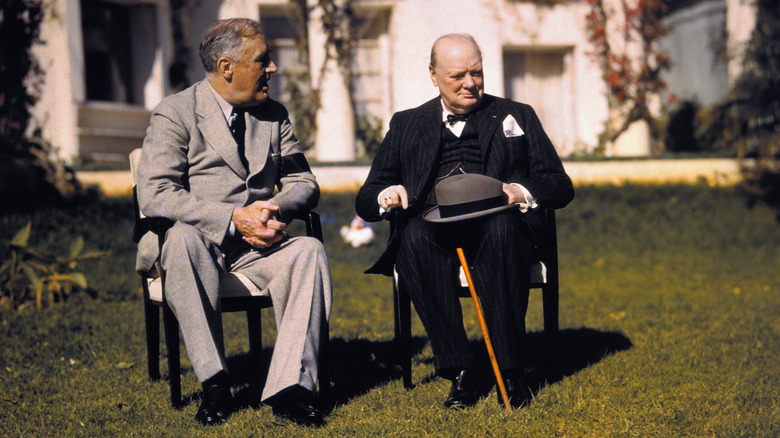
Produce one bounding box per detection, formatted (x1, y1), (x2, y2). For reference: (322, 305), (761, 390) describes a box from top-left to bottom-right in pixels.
(77, 158), (743, 197)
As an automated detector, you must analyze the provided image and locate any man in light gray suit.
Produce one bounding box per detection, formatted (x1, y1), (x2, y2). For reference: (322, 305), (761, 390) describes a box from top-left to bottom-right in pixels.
(136, 18), (331, 427)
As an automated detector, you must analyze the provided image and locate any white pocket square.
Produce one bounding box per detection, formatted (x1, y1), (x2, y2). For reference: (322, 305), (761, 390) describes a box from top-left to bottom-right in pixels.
(502, 115), (525, 138)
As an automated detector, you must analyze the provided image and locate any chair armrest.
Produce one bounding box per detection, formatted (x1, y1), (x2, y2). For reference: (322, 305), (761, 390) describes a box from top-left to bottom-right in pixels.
(293, 211), (324, 243)
(133, 214), (320, 245)
(132, 180), (322, 245)
(132, 213), (320, 245)
(133, 217), (174, 244)
(132, 186), (174, 243)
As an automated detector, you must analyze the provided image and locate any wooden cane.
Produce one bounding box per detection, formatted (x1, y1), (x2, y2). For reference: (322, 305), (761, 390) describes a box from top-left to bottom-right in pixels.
(456, 248), (512, 412)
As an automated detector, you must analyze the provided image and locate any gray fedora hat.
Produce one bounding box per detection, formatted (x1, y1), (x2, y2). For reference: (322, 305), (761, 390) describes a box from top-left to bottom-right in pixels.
(423, 173), (517, 223)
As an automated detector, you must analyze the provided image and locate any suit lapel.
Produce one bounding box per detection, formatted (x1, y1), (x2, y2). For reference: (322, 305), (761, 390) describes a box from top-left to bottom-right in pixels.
(244, 106), (271, 175)
(472, 96), (503, 170)
(413, 98), (443, 194)
(195, 82), (248, 179)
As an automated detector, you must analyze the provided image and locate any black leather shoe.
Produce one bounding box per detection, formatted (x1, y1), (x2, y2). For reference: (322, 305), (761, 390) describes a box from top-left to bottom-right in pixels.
(499, 375), (532, 409)
(195, 383), (232, 426)
(443, 369), (480, 409)
(266, 385), (325, 427)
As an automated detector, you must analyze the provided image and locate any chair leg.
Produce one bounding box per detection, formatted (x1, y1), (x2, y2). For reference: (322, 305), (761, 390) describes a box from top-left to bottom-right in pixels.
(318, 318), (331, 399)
(246, 307), (263, 389)
(143, 295), (161, 381)
(162, 302), (182, 407)
(393, 281), (413, 389)
(541, 283), (559, 377)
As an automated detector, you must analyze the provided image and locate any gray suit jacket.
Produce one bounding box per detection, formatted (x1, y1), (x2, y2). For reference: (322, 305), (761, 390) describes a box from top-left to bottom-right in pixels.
(136, 80), (318, 273)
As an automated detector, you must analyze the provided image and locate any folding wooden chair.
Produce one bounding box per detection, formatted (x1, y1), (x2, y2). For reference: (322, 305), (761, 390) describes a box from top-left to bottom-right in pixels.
(129, 148), (329, 406)
(392, 208), (559, 388)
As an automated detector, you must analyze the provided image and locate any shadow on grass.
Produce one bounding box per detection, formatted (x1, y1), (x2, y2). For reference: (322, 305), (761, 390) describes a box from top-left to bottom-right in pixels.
(168, 327), (630, 411)
(524, 328), (633, 392)
(168, 336), (429, 411)
(410, 327), (633, 399)
(552, 327), (633, 377)
(323, 336), (430, 406)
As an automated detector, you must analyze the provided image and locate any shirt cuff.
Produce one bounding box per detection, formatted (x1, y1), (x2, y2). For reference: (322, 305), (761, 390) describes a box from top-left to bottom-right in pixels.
(511, 183), (537, 213)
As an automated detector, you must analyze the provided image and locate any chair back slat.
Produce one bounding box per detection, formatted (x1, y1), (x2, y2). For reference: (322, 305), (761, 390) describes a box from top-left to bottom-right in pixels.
(129, 148), (142, 185)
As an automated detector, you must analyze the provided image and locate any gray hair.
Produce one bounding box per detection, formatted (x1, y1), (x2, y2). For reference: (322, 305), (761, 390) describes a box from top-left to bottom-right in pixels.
(430, 33), (482, 68)
(199, 18), (264, 73)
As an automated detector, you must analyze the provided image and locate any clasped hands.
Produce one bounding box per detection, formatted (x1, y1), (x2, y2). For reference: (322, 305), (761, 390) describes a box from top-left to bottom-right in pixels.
(378, 183), (527, 210)
(232, 200), (286, 249)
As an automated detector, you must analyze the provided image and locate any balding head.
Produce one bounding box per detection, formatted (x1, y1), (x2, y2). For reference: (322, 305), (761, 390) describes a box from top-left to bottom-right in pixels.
(430, 34), (482, 69)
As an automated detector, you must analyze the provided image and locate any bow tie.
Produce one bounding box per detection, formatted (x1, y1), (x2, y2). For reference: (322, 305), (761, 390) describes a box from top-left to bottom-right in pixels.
(446, 113), (469, 126)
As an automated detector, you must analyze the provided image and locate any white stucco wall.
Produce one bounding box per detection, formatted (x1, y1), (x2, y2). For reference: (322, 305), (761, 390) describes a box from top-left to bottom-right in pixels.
(31, 0), (82, 161)
(725, 0), (757, 85)
(388, 0), (606, 155)
(660, 0), (729, 107)
(493, 1), (607, 154)
(31, 0), (173, 163)
(389, 0), (501, 112)
(29, 0), (757, 163)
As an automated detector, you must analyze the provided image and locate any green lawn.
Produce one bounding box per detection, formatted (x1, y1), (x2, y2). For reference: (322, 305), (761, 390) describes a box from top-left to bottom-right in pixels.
(1, 184), (778, 437)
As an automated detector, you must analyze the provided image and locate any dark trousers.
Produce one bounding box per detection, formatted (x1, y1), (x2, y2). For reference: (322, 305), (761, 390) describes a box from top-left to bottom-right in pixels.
(395, 211), (534, 376)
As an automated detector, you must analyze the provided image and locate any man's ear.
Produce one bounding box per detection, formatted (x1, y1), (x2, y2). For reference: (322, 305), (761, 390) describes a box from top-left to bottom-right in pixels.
(217, 57), (233, 80)
(429, 64), (438, 87)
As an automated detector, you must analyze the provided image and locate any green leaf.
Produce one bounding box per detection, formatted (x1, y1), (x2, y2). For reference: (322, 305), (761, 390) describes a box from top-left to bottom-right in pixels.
(35, 279), (44, 309)
(0, 259), (11, 276)
(21, 264), (40, 288)
(69, 236), (84, 258)
(76, 250), (111, 261)
(10, 223), (31, 248)
(26, 248), (54, 264)
(68, 273), (88, 289)
(50, 273), (88, 290)
(26, 260), (50, 274)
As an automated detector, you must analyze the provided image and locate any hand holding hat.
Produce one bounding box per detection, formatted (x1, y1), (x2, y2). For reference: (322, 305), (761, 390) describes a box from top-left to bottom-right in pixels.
(423, 174), (519, 223)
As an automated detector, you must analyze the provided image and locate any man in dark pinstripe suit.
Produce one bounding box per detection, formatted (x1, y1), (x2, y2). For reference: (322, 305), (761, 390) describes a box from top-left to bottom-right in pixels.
(356, 34), (574, 409)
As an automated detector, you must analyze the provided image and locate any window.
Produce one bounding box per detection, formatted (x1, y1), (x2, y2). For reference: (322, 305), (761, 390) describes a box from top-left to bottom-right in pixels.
(82, 0), (133, 102)
(80, 0), (157, 105)
(350, 10), (390, 123)
(77, 0), (162, 161)
(259, 8), (307, 107)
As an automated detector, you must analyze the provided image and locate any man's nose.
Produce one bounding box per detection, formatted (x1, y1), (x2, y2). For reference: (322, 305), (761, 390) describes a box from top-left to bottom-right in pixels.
(462, 73), (475, 87)
(267, 60), (278, 74)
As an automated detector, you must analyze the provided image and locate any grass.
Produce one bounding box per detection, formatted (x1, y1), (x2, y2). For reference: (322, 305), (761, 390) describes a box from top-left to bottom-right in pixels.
(1, 184), (778, 437)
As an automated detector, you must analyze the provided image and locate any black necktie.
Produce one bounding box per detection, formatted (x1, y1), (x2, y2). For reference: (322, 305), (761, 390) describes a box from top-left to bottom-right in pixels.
(446, 113), (469, 126)
(230, 107), (249, 170)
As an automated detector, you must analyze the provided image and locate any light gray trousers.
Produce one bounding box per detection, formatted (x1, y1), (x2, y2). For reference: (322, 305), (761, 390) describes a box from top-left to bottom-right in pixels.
(160, 222), (332, 401)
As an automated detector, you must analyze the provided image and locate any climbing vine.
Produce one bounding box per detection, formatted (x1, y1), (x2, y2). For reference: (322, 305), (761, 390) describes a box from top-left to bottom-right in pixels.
(1, 0), (80, 207)
(584, 0), (672, 152)
(283, 0), (367, 154)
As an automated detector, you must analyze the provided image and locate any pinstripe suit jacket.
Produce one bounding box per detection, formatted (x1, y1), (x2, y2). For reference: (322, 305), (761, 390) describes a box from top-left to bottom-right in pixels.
(356, 94), (573, 274)
(135, 80), (318, 273)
